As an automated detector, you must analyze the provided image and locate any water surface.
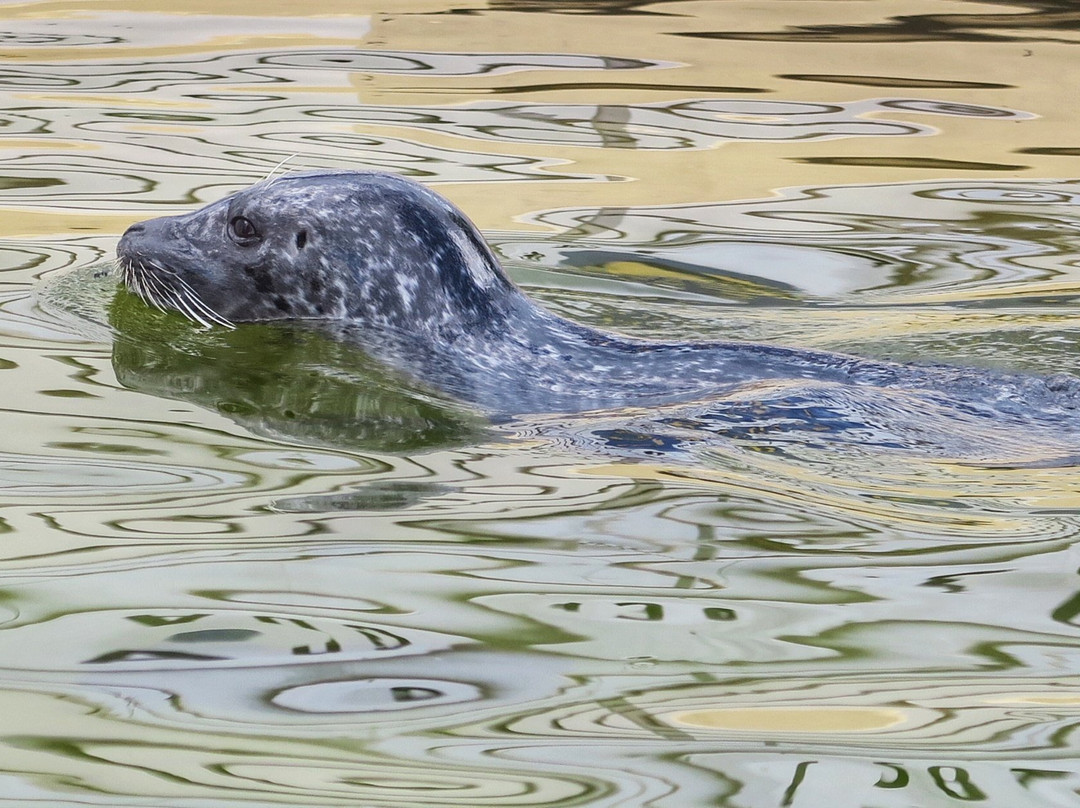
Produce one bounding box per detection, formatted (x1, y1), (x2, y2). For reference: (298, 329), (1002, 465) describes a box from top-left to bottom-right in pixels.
(4, 1), (1080, 805)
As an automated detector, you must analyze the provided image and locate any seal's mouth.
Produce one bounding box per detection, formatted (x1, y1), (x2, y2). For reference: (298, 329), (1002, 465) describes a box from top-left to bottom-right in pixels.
(117, 229), (234, 330)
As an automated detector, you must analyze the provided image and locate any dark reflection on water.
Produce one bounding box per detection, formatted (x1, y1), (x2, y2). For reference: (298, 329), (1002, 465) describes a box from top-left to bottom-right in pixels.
(1019, 146), (1080, 158)
(108, 289), (484, 453)
(679, 0), (1080, 43)
(0, 31), (123, 47)
(795, 156), (1030, 171)
(780, 73), (1014, 90)
(485, 0), (687, 14)
(272, 479), (453, 512)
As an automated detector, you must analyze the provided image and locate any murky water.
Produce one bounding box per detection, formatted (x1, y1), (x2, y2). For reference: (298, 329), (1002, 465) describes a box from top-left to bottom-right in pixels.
(4, 1), (1080, 805)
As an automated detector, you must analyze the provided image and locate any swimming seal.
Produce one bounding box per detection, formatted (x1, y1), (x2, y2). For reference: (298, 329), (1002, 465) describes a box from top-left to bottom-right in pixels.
(115, 170), (1080, 422)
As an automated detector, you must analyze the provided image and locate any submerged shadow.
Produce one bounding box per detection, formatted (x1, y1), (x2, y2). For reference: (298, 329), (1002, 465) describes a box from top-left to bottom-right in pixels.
(108, 289), (485, 453)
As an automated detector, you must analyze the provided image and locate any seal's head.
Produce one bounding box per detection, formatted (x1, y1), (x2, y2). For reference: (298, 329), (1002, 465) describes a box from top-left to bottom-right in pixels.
(116, 170), (517, 332)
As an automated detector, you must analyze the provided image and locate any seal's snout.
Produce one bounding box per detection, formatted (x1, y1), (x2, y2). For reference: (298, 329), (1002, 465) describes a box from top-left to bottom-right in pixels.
(115, 213), (237, 329)
(117, 216), (175, 269)
(117, 220), (148, 264)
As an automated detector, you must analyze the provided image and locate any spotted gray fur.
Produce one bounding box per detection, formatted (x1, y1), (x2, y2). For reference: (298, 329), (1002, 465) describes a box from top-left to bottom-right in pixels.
(116, 170), (1080, 423)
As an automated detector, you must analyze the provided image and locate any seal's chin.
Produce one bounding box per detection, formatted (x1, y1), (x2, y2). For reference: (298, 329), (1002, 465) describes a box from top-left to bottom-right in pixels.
(116, 242), (235, 330)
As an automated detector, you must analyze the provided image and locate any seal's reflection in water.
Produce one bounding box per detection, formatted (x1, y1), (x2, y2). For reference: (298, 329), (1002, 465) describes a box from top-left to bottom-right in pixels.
(108, 287), (486, 457)
(109, 283), (1080, 471)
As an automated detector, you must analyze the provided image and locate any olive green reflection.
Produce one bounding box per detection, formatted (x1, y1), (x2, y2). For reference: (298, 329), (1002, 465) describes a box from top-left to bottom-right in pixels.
(108, 290), (485, 452)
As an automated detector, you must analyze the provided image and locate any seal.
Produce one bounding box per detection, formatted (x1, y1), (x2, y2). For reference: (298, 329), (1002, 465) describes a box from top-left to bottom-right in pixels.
(115, 170), (1080, 423)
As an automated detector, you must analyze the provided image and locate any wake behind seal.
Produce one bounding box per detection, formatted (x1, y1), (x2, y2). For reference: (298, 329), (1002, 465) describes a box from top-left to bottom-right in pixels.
(115, 170), (1080, 432)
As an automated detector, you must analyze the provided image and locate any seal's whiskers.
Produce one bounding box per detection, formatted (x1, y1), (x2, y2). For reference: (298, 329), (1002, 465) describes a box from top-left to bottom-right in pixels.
(265, 153), (301, 185)
(121, 258), (164, 313)
(119, 256), (234, 330)
(170, 274), (235, 329)
(141, 259), (227, 329)
(174, 284), (230, 329)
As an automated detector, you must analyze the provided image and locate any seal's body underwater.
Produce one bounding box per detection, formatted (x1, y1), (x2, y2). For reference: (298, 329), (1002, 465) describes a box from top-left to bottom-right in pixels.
(116, 170), (1080, 423)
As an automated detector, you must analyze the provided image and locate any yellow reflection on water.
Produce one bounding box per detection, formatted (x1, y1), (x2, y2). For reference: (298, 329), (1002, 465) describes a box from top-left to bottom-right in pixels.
(986, 694), (1080, 705)
(670, 706), (909, 732)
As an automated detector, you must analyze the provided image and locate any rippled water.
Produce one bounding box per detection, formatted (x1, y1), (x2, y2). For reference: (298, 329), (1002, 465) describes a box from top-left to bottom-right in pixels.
(5, 1), (1080, 806)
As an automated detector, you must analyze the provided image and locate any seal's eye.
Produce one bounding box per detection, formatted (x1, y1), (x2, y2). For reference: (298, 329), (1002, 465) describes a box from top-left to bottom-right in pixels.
(295, 230), (307, 250)
(229, 215), (260, 244)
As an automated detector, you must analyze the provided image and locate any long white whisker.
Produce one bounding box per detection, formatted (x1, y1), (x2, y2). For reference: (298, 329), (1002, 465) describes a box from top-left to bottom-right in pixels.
(170, 274), (235, 329)
(142, 257), (174, 276)
(136, 263), (171, 313)
(144, 268), (178, 310)
(119, 257), (143, 299)
(172, 288), (214, 329)
(152, 274), (209, 328)
(266, 153), (300, 183)
(157, 276), (215, 330)
(153, 281), (188, 318)
(124, 256), (235, 330)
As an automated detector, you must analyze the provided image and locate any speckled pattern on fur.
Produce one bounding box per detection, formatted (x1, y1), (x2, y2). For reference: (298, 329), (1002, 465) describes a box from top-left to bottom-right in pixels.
(116, 170), (1080, 424)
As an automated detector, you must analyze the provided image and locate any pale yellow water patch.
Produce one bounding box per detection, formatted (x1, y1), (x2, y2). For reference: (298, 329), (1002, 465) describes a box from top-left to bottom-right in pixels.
(585, 452), (1075, 497)
(346, 4), (1080, 210)
(0, 210), (143, 237)
(361, 5), (1075, 112)
(448, 148), (790, 231)
(985, 694), (1080, 705)
(929, 462), (1080, 506)
(670, 706), (909, 732)
(0, 139), (94, 151)
(21, 94), (218, 110)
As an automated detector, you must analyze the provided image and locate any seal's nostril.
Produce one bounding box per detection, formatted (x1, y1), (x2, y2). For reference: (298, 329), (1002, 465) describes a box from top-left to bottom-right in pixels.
(121, 222), (148, 247)
(117, 220), (152, 261)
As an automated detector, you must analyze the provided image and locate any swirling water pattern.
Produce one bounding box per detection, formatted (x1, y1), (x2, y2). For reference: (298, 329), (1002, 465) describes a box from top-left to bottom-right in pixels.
(5, 1), (1080, 805)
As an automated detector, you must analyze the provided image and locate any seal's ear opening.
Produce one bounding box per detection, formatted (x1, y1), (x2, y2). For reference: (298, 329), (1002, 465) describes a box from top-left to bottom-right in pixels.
(295, 230), (307, 250)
